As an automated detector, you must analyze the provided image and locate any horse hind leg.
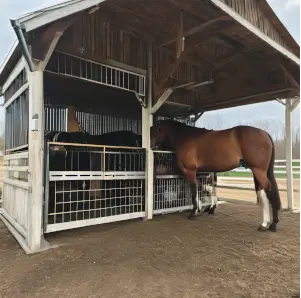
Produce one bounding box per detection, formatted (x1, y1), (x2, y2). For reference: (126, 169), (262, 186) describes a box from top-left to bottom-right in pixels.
(253, 176), (261, 205)
(252, 168), (272, 232)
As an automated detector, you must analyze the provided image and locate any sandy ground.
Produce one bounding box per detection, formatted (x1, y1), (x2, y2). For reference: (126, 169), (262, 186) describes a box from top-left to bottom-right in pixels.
(217, 179), (300, 210)
(0, 202), (299, 298)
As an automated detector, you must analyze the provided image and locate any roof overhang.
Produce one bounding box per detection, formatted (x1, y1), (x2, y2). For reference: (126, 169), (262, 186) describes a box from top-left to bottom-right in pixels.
(210, 0), (299, 66)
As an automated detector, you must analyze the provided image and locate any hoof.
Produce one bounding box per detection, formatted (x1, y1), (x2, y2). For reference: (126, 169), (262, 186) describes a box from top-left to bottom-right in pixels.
(208, 205), (216, 215)
(188, 213), (197, 220)
(269, 223), (277, 232)
(258, 225), (269, 232)
(208, 208), (215, 215)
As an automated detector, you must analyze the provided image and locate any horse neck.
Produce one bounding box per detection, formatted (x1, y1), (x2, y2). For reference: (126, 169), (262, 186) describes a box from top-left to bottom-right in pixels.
(165, 124), (188, 148)
(166, 125), (207, 148)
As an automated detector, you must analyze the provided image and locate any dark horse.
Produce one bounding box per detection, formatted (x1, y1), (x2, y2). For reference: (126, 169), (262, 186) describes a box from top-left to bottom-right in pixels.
(150, 119), (281, 232)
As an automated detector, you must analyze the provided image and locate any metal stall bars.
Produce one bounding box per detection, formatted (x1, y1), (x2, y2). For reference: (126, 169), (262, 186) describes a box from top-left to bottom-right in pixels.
(153, 150), (216, 215)
(44, 142), (146, 233)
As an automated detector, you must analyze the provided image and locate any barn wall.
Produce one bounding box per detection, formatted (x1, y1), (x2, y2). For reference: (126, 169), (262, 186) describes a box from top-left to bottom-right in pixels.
(221, 0), (292, 52)
(56, 16), (205, 110)
(57, 16), (148, 70)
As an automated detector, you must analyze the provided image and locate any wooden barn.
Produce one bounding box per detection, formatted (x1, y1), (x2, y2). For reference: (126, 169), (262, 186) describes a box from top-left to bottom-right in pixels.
(0, 0), (299, 253)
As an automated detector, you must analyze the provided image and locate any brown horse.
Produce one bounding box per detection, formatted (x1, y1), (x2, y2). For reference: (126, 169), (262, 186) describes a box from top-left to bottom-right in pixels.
(150, 119), (281, 232)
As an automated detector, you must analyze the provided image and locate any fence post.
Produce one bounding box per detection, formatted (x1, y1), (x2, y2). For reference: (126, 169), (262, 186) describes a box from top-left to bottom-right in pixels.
(27, 70), (44, 252)
(285, 99), (294, 210)
(142, 42), (154, 220)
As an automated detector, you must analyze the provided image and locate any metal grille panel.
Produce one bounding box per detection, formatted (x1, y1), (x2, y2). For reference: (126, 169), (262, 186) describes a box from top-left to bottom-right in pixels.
(46, 51), (145, 97)
(5, 89), (29, 150)
(44, 106), (68, 132)
(44, 143), (146, 233)
(153, 151), (215, 214)
(75, 111), (142, 135)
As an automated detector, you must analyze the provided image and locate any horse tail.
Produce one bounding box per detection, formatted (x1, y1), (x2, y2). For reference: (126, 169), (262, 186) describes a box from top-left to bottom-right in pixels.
(267, 133), (281, 211)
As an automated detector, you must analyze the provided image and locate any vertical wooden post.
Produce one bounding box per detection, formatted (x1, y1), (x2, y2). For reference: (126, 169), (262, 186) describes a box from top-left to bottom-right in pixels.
(27, 70), (44, 252)
(285, 98), (294, 210)
(142, 43), (154, 220)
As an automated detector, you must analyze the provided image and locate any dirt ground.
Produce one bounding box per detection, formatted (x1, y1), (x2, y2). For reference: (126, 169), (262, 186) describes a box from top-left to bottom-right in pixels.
(217, 179), (300, 210)
(0, 202), (299, 298)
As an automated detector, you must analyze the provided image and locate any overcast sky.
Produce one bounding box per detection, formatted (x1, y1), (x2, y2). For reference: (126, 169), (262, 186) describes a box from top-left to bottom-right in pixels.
(0, 0), (299, 133)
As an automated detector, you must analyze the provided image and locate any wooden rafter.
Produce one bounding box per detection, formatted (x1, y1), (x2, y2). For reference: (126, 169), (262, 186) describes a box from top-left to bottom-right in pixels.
(176, 11), (184, 58)
(196, 88), (296, 112)
(154, 38), (198, 96)
(166, 0), (214, 21)
(290, 97), (300, 112)
(32, 16), (78, 69)
(279, 64), (300, 90)
(160, 16), (230, 48)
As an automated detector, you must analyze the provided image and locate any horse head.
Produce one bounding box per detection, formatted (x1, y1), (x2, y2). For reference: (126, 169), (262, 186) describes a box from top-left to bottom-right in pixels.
(150, 119), (177, 149)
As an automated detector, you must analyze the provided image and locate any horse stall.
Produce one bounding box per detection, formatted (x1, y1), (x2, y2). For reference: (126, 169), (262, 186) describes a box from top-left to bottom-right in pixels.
(43, 51), (147, 233)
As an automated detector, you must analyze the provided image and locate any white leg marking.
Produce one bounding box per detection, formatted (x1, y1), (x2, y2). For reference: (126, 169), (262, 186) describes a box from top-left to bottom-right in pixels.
(204, 185), (218, 209)
(259, 190), (270, 227)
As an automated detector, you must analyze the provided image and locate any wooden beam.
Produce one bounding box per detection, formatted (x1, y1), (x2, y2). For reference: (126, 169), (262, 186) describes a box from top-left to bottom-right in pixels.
(32, 18), (73, 60)
(196, 88), (295, 112)
(195, 112), (204, 122)
(152, 81), (196, 114)
(151, 88), (174, 114)
(155, 36), (208, 95)
(276, 99), (286, 106)
(32, 17), (77, 70)
(165, 0), (218, 23)
(176, 11), (184, 59)
(289, 97), (300, 112)
(279, 64), (300, 90)
(160, 16), (230, 47)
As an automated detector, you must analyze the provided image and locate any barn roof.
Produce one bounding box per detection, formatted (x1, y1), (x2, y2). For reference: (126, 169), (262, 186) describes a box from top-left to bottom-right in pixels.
(0, 0), (299, 112)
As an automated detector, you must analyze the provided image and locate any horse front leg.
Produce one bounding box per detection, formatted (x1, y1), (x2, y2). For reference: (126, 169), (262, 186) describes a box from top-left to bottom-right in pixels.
(184, 170), (198, 220)
(188, 183), (198, 220)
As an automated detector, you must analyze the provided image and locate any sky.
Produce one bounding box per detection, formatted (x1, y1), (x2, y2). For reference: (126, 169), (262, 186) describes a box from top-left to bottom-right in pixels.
(0, 0), (300, 135)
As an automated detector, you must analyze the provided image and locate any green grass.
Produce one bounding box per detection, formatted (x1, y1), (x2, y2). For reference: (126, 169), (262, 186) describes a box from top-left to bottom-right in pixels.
(218, 172), (300, 179)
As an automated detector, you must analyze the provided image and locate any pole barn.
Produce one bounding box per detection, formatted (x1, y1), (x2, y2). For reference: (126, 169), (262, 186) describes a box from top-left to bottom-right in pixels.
(0, 0), (299, 254)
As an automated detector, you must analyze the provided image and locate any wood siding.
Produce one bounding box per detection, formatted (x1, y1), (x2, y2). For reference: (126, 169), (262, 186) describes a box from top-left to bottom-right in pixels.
(221, 0), (292, 52)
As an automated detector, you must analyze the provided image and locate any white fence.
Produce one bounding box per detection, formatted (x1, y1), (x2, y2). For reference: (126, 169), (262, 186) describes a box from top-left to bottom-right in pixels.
(217, 159), (300, 192)
(218, 159), (300, 181)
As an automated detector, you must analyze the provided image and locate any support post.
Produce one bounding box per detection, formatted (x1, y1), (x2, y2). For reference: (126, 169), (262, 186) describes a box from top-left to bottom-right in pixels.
(285, 98), (294, 210)
(27, 70), (45, 252)
(142, 43), (154, 220)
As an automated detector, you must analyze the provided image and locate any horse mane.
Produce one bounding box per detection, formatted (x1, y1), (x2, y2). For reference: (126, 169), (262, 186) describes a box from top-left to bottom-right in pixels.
(159, 119), (207, 131)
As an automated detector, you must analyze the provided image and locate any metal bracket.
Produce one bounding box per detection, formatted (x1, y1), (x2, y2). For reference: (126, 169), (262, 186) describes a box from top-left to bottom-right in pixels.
(135, 92), (146, 108)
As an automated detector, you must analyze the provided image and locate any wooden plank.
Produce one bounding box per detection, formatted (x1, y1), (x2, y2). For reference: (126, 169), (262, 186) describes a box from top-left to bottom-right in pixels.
(210, 0), (299, 65)
(3, 83), (29, 109)
(160, 16), (229, 47)
(176, 10), (184, 59)
(4, 166), (28, 172)
(3, 178), (29, 190)
(4, 151), (28, 161)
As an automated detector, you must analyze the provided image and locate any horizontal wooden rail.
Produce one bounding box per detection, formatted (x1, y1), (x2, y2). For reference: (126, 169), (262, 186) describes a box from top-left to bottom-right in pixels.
(48, 142), (144, 150)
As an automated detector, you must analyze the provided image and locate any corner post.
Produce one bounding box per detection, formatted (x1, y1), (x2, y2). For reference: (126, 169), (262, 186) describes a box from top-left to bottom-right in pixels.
(142, 43), (154, 220)
(27, 69), (45, 252)
(285, 98), (294, 210)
